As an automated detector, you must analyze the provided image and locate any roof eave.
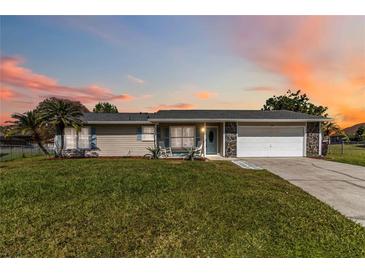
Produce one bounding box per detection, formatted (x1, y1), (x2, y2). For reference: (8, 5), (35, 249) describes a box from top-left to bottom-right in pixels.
(84, 121), (152, 124)
(148, 118), (332, 123)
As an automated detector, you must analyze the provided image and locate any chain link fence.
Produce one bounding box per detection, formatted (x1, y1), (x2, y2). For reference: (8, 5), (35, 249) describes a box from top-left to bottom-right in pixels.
(326, 141), (365, 157)
(0, 145), (53, 162)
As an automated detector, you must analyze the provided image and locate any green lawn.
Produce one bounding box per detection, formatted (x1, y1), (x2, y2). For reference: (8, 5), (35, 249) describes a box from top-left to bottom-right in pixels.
(1, 158), (364, 257)
(325, 144), (365, 167)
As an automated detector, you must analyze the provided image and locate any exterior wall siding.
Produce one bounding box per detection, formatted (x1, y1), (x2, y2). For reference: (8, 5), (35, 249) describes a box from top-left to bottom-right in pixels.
(225, 122), (237, 157)
(306, 122), (320, 156)
(94, 124), (153, 156)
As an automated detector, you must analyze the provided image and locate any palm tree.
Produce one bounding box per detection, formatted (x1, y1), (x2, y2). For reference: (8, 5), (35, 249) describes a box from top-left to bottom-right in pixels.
(322, 122), (342, 137)
(10, 111), (50, 155)
(37, 97), (84, 156)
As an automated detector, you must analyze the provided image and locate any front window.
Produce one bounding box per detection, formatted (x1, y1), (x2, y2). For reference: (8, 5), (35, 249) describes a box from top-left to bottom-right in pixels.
(142, 126), (155, 141)
(64, 127), (77, 149)
(78, 127), (90, 149)
(170, 126), (195, 148)
(64, 127), (90, 149)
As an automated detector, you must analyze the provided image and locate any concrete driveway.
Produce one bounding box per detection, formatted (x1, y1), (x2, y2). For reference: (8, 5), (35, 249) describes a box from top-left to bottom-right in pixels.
(242, 158), (365, 226)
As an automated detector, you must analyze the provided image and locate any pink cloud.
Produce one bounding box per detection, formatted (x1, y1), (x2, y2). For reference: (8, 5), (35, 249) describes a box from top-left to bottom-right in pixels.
(0, 56), (133, 103)
(0, 86), (22, 101)
(139, 94), (153, 99)
(194, 91), (216, 100)
(244, 86), (275, 93)
(0, 55), (136, 124)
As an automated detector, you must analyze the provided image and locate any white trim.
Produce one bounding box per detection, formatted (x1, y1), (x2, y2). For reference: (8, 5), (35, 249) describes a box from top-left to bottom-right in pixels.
(222, 121), (226, 157)
(319, 122), (322, 156)
(236, 122), (238, 157)
(149, 118), (331, 123)
(206, 126), (219, 155)
(304, 122), (307, 157)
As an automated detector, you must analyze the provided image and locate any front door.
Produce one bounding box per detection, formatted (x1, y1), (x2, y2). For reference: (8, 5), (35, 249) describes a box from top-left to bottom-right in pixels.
(206, 127), (218, 155)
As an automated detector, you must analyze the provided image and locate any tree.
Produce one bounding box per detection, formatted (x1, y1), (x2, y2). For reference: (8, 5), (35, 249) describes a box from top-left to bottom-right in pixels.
(0, 125), (13, 138)
(9, 111), (49, 155)
(322, 122), (342, 137)
(93, 102), (118, 113)
(262, 90), (341, 136)
(262, 90), (328, 116)
(355, 126), (365, 141)
(36, 97), (84, 156)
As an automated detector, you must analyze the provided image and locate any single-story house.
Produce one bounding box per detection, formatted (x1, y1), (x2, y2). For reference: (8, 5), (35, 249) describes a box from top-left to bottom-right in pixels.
(59, 109), (330, 158)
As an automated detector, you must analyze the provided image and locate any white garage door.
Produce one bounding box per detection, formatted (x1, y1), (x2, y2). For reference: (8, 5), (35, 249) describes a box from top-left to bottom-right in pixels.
(237, 126), (304, 157)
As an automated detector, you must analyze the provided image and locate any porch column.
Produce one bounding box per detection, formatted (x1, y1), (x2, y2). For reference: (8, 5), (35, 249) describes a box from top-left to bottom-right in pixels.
(203, 122), (207, 156)
(319, 121), (322, 156)
(154, 123), (158, 148)
(223, 121), (226, 157)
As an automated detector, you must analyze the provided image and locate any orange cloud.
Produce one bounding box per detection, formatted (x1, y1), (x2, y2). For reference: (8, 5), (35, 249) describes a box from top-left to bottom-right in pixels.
(231, 16), (365, 127)
(0, 113), (14, 125)
(194, 91), (216, 100)
(0, 86), (19, 101)
(149, 103), (194, 111)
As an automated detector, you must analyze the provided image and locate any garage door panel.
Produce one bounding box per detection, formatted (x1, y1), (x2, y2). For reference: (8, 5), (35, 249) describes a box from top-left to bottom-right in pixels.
(239, 136), (303, 143)
(237, 126), (304, 157)
(238, 126), (303, 137)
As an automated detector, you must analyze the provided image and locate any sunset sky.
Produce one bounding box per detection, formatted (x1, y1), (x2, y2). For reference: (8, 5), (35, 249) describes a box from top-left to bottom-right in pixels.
(1, 16), (364, 127)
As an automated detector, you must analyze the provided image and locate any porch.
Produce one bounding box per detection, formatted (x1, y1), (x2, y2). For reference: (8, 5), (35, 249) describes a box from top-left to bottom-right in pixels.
(155, 122), (224, 157)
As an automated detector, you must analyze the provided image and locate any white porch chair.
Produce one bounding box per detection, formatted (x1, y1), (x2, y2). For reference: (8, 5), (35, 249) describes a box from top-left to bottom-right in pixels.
(193, 141), (203, 157)
(159, 141), (173, 158)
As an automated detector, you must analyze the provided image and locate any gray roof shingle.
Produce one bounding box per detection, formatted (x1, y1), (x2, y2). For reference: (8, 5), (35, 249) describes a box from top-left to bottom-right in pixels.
(82, 112), (153, 122)
(82, 110), (329, 123)
(151, 110), (328, 121)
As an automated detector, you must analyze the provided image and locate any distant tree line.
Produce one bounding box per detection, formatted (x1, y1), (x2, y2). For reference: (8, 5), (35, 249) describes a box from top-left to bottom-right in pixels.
(93, 102), (118, 113)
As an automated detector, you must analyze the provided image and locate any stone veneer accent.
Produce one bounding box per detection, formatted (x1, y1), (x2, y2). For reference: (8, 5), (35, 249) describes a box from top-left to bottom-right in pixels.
(225, 122), (237, 157)
(306, 122), (320, 156)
